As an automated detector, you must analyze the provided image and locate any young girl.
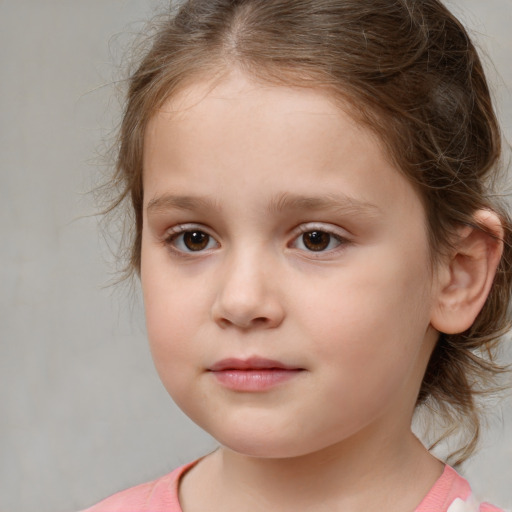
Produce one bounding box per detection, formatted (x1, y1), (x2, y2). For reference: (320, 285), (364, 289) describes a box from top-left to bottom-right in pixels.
(84, 0), (512, 510)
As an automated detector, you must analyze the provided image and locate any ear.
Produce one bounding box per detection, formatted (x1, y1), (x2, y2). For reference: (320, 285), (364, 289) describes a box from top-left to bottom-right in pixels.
(431, 209), (504, 335)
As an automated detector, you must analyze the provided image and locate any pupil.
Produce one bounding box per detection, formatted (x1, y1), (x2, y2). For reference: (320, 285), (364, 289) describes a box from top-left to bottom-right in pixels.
(184, 231), (208, 251)
(303, 231), (330, 251)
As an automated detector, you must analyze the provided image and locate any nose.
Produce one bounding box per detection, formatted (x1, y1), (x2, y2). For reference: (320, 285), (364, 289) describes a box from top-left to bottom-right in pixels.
(211, 249), (285, 330)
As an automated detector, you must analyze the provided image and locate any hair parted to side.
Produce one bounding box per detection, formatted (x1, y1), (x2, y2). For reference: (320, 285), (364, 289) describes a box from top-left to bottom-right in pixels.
(108, 0), (512, 464)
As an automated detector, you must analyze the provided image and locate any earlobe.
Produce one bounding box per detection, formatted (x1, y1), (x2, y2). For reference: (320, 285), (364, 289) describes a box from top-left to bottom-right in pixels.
(431, 210), (504, 335)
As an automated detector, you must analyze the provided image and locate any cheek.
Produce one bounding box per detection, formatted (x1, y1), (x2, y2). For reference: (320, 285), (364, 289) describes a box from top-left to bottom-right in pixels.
(306, 255), (429, 331)
(141, 262), (200, 383)
(295, 246), (434, 388)
(144, 298), (204, 416)
(142, 243), (208, 344)
(141, 278), (214, 433)
(144, 287), (198, 361)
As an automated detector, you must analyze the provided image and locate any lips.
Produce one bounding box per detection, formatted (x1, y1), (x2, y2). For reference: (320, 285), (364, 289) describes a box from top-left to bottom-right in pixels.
(207, 357), (304, 391)
(208, 357), (300, 372)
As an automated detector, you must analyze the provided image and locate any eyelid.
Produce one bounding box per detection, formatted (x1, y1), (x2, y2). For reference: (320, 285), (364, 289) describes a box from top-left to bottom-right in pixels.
(165, 222), (211, 235)
(288, 222), (352, 254)
(291, 222), (351, 240)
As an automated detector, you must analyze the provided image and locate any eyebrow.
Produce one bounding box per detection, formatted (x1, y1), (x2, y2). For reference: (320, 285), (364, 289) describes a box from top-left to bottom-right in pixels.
(146, 194), (221, 214)
(267, 192), (381, 217)
(146, 192), (381, 218)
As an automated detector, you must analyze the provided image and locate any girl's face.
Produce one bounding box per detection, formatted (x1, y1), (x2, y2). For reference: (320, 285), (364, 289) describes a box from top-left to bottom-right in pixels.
(141, 72), (441, 458)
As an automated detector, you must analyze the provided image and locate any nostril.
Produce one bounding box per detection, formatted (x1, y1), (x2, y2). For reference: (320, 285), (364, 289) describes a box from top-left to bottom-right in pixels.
(217, 318), (232, 329)
(216, 316), (272, 330)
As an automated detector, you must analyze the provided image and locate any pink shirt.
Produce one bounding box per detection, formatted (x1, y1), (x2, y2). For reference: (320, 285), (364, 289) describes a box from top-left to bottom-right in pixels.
(81, 462), (505, 512)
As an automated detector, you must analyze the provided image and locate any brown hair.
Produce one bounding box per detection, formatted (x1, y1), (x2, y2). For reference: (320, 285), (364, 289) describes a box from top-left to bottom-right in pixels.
(108, 0), (512, 464)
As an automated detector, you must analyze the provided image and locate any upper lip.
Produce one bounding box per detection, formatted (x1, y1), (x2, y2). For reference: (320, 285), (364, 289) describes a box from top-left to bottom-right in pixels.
(208, 357), (302, 371)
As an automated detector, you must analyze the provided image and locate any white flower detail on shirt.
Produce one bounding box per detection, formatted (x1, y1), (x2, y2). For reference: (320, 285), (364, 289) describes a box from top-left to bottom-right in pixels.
(447, 496), (480, 512)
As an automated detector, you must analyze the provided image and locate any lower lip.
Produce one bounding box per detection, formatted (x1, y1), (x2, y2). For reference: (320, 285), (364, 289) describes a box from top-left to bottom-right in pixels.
(209, 369), (302, 391)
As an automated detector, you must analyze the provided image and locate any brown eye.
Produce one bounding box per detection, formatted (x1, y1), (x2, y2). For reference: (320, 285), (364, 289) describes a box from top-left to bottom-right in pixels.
(302, 231), (331, 251)
(166, 227), (218, 254)
(183, 231), (210, 251)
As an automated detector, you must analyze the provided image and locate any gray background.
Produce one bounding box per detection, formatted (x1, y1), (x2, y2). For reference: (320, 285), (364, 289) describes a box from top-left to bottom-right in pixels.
(1, 1), (511, 511)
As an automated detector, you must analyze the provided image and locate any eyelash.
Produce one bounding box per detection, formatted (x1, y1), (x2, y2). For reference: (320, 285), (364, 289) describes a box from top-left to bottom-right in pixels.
(163, 223), (351, 256)
(289, 224), (349, 255)
(164, 224), (219, 255)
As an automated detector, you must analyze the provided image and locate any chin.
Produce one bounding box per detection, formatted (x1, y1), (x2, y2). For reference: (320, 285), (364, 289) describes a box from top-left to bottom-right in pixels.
(222, 441), (304, 459)
(211, 427), (328, 460)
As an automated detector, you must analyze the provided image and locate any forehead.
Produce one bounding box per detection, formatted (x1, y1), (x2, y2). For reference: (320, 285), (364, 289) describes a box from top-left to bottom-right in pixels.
(146, 78), (344, 159)
(145, 72), (380, 177)
(153, 71), (345, 120)
(143, 71), (425, 225)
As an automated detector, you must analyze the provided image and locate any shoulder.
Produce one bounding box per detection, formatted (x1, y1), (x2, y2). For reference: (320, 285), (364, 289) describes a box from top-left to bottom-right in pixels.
(416, 465), (508, 512)
(79, 461), (197, 512)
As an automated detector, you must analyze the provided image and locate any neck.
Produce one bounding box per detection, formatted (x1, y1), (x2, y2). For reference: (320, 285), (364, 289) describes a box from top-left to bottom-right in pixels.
(180, 426), (443, 512)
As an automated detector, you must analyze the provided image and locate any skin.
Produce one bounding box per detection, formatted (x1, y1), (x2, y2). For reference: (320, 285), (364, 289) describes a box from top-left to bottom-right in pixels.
(140, 71), (449, 511)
